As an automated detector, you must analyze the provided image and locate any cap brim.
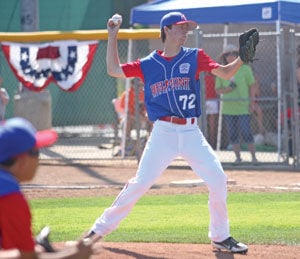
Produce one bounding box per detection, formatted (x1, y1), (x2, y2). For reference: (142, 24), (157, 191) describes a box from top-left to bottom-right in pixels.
(35, 129), (58, 148)
(175, 20), (198, 30)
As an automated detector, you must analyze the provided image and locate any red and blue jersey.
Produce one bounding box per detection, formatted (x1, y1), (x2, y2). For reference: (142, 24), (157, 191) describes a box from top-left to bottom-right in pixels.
(122, 47), (219, 121)
(0, 170), (35, 252)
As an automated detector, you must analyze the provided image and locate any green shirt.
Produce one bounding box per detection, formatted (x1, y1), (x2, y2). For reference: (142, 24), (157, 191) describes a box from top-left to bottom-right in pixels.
(215, 64), (255, 115)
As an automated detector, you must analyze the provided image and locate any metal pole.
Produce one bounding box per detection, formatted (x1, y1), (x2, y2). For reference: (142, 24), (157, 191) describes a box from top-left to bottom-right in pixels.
(289, 29), (300, 167)
(15, 0), (52, 130)
(121, 30), (133, 158)
(195, 28), (207, 135)
(275, 20), (283, 162)
(216, 24), (228, 152)
(20, 0), (39, 93)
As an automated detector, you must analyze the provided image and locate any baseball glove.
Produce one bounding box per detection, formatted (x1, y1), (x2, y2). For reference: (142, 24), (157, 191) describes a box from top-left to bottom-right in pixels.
(239, 28), (259, 63)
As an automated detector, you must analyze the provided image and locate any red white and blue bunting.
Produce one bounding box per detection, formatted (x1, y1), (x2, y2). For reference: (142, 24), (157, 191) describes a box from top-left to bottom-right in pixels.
(1, 40), (98, 92)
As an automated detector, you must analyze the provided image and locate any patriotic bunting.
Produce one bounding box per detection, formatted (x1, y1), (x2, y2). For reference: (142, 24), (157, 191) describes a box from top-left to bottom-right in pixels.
(1, 40), (98, 92)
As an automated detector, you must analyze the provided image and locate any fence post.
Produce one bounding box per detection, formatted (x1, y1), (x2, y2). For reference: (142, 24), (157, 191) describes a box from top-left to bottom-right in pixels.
(288, 29), (300, 167)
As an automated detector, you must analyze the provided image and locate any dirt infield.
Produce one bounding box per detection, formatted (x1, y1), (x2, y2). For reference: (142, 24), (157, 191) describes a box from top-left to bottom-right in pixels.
(23, 163), (300, 258)
(53, 242), (300, 259)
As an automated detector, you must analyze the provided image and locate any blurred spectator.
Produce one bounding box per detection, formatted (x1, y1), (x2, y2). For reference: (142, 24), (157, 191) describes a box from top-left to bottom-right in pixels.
(215, 45), (258, 164)
(119, 79), (150, 137)
(204, 72), (218, 149)
(284, 55), (300, 155)
(113, 79), (152, 156)
(0, 76), (10, 121)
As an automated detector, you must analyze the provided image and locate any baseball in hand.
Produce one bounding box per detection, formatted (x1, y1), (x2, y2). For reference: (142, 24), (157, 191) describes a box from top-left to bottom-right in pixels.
(112, 14), (122, 25)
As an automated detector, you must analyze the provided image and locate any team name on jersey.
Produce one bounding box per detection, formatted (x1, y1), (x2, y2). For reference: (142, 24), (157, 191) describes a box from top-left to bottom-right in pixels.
(150, 77), (190, 97)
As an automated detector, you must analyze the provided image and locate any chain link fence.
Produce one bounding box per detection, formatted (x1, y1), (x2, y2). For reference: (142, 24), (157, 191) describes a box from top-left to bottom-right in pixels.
(0, 24), (299, 169)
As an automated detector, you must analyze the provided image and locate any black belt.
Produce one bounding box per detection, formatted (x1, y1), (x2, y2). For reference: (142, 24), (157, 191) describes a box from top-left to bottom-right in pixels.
(159, 116), (196, 125)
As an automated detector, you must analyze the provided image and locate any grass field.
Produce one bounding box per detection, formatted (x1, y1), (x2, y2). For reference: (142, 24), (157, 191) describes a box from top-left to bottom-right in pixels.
(31, 192), (300, 245)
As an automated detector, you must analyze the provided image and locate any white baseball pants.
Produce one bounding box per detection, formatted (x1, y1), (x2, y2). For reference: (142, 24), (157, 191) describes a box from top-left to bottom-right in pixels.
(90, 119), (230, 242)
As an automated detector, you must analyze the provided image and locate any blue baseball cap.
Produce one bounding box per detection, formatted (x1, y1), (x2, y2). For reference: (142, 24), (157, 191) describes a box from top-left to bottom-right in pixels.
(0, 117), (58, 162)
(160, 12), (197, 30)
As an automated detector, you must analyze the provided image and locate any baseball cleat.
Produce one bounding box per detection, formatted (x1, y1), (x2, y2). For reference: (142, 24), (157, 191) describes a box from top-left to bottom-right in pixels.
(83, 230), (102, 243)
(35, 226), (56, 252)
(212, 236), (248, 254)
